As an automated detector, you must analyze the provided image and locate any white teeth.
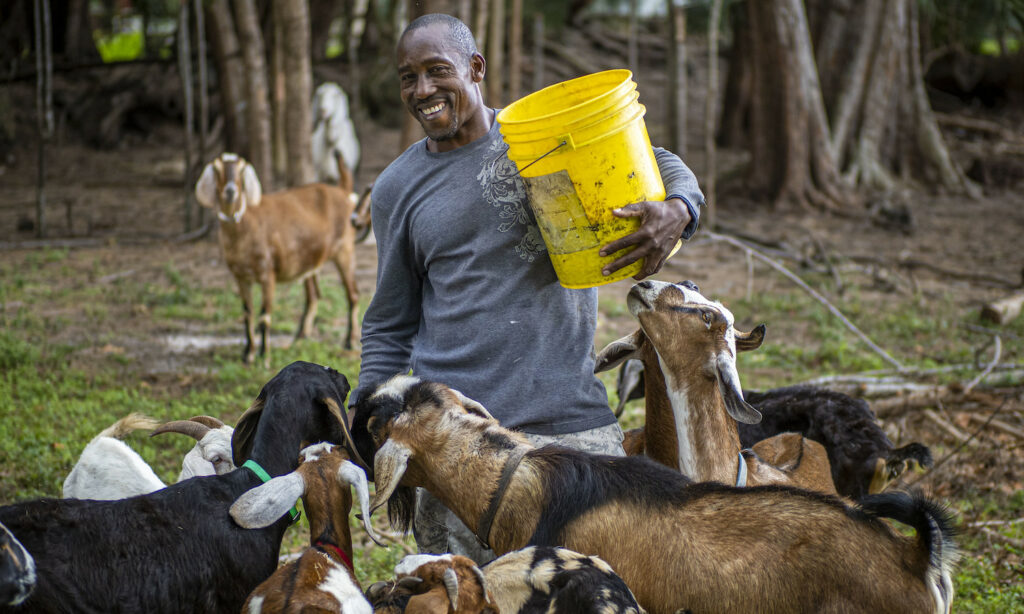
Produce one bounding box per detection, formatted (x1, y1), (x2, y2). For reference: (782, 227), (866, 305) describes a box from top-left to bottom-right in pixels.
(422, 103), (444, 115)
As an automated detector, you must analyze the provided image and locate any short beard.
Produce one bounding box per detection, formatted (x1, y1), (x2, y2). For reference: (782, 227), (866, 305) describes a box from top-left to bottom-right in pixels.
(422, 113), (459, 142)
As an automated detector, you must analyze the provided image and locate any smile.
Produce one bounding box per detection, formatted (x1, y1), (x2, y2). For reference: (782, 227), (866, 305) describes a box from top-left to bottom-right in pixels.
(419, 102), (445, 118)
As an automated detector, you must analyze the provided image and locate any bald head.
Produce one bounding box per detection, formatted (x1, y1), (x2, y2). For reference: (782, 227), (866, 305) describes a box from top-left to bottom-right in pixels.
(399, 13), (479, 67)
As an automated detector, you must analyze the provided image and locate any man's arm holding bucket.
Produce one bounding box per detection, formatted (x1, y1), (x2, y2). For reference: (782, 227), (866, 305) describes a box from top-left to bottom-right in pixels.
(599, 147), (705, 280)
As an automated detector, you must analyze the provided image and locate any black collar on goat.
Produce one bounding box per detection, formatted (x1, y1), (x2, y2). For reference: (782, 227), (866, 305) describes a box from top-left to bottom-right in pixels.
(0, 361), (359, 614)
(353, 375), (959, 614)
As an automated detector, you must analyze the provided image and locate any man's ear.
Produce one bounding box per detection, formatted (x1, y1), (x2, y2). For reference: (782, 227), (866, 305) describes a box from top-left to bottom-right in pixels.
(470, 53), (486, 83)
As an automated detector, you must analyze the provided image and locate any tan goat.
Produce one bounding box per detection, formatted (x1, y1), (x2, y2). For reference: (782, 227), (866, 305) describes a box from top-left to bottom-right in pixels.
(595, 280), (837, 494)
(195, 153), (360, 366)
(352, 376), (958, 614)
(230, 442), (382, 614)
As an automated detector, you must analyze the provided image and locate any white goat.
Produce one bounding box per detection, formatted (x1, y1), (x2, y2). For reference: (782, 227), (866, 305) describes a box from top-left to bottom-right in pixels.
(62, 414), (235, 500)
(313, 82), (360, 185)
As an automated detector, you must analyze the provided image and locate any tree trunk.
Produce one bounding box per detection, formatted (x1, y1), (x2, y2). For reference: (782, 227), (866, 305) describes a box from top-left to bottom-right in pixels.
(309, 0), (339, 61)
(509, 0), (522, 102)
(271, 18), (287, 182)
(178, 1), (195, 232)
(206, 0), (248, 155)
(717, 5), (751, 149)
(487, 0), (505, 106)
(274, 0), (315, 187)
(666, 1), (686, 155)
(234, 0), (273, 186)
(746, 0), (847, 210)
(59, 0), (98, 64)
(705, 0), (723, 230)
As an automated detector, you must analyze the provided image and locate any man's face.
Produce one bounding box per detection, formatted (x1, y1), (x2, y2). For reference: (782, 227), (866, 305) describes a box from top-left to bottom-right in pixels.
(396, 24), (485, 147)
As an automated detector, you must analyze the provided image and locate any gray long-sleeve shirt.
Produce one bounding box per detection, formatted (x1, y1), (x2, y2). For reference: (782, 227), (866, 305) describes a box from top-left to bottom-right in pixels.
(351, 113), (704, 435)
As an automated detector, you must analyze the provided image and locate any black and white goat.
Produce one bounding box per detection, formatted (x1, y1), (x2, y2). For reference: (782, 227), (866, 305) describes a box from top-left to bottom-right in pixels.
(353, 375), (959, 614)
(0, 522), (34, 607)
(368, 547), (644, 614)
(0, 361), (363, 614)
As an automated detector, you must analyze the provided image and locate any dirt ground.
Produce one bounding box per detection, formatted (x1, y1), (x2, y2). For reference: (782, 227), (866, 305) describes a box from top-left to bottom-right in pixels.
(1, 39), (1023, 596)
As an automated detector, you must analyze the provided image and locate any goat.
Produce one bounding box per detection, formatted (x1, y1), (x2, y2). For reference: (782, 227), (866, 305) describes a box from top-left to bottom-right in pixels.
(62, 414), (236, 501)
(312, 83), (360, 185)
(353, 375), (959, 614)
(613, 364), (933, 498)
(368, 547), (644, 614)
(0, 361), (364, 614)
(195, 153), (360, 366)
(595, 280), (837, 494)
(0, 522), (34, 607)
(230, 441), (382, 614)
(150, 415), (236, 482)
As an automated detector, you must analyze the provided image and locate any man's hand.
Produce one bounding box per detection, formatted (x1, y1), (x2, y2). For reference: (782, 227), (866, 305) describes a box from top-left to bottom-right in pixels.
(599, 197), (691, 280)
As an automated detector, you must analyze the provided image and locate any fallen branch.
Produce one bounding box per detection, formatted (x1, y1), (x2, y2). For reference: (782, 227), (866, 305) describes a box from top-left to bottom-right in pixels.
(968, 517), (1024, 528)
(964, 336), (1001, 394)
(849, 254), (1020, 289)
(966, 413), (1024, 440)
(922, 409), (971, 443)
(905, 398), (1008, 488)
(980, 527), (1024, 550)
(981, 292), (1024, 325)
(707, 231), (905, 370)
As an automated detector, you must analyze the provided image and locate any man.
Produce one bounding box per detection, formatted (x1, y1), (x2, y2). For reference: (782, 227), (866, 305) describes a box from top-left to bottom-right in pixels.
(350, 13), (704, 562)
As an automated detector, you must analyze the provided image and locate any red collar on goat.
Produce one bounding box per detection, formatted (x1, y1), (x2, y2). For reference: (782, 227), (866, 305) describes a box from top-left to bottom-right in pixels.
(315, 540), (353, 572)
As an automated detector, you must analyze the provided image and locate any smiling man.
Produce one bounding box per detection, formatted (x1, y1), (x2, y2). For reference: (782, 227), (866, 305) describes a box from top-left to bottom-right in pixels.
(350, 13), (705, 562)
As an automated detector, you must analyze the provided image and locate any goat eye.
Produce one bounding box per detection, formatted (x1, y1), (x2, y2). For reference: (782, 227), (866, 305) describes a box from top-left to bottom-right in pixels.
(702, 311), (713, 325)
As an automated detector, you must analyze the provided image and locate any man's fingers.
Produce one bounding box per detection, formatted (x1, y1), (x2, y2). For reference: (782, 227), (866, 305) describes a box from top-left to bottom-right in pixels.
(599, 232), (642, 256)
(611, 202), (647, 218)
(602, 246), (646, 276)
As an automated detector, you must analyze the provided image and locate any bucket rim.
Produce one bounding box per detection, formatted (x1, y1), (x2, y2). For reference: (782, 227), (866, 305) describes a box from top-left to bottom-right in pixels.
(497, 69), (635, 126)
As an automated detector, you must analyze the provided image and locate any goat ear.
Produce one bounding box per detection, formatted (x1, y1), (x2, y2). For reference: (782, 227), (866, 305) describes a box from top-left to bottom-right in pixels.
(451, 389), (495, 421)
(369, 439), (412, 515)
(734, 324), (767, 352)
(594, 329), (645, 373)
(240, 162), (263, 207)
(195, 163), (219, 209)
(229, 472), (305, 529)
(231, 397), (264, 466)
(337, 460), (385, 546)
(715, 355), (762, 424)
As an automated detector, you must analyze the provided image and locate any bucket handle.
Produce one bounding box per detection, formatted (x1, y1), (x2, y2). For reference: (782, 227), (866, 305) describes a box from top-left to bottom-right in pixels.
(513, 134), (575, 176)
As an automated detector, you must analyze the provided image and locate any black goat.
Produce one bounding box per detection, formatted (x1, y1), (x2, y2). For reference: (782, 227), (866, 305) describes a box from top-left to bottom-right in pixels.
(738, 385), (933, 499)
(0, 361), (362, 614)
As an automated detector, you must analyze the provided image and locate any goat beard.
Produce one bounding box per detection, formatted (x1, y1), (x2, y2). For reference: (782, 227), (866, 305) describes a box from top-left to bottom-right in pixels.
(388, 486), (417, 533)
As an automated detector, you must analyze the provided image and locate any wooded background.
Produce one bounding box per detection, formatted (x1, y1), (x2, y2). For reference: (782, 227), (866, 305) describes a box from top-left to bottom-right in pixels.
(1, 0), (1022, 239)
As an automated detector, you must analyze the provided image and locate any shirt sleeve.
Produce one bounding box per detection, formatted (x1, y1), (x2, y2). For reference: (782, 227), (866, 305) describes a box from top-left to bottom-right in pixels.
(653, 146), (705, 240)
(349, 179), (423, 407)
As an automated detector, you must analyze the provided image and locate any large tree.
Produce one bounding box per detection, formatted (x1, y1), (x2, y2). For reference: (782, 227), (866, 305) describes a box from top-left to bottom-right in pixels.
(233, 0), (273, 186)
(274, 0), (315, 186)
(729, 0), (979, 210)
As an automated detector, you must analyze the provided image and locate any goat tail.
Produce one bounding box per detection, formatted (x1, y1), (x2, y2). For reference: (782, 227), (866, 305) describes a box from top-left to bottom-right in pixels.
(96, 412), (162, 441)
(858, 491), (960, 614)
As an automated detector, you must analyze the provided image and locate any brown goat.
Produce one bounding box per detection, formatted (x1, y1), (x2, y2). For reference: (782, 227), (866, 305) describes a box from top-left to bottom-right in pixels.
(367, 554), (496, 614)
(595, 280), (837, 494)
(196, 153), (360, 366)
(353, 376), (958, 614)
(230, 442), (382, 614)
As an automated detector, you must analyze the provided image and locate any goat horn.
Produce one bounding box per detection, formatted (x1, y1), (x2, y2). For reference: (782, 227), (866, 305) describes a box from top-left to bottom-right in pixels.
(337, 460), (386, 547)
(370, 440), (412, 514)
(471, 565), (491, 604)
(396, 576), (424, 590)
(150, 420), (211, 441)
(322, 397), (371, 472)
(443, 568), (459, 612)
(188, 415), (226, 429)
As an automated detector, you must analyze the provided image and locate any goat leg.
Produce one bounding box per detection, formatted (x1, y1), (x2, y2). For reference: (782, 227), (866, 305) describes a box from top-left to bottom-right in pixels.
(259, 277), (276, 368)
(296, 275), (320, 342)
(237, 280), (257, 364)
(334, 251), (360, 350)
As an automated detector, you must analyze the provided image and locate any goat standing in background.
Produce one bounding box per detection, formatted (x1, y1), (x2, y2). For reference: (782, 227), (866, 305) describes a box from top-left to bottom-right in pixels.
(354, 375), (958, 614)
(596, 280), (837, 493)
(196, 153), (360, 366)
(230, 442), (381, 614)
(313, 83), (360, 186)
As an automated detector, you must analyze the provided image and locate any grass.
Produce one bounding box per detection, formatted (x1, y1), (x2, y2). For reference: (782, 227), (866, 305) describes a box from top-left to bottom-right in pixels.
(1, 244), (1021, 610)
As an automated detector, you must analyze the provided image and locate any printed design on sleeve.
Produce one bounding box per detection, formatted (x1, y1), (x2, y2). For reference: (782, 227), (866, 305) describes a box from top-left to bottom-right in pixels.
(476, 139), (546, 262)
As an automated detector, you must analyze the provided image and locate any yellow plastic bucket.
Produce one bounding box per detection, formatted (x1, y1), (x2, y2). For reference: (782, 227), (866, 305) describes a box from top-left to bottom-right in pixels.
(497, 69), (665, 288)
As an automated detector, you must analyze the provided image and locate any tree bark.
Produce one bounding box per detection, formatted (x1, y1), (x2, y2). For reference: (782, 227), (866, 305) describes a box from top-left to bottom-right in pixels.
(309, 0), (340, 61)
(487, 0), (505, 106)
(234, 0), (273, 185)
(178, 1), (195, 232)
(271, 18), (287, 182)
(509, 0), (522, 102)
(206, 0), (248, 155)
(717, 5), (751, 149)
(705, 0), (723, 229)
(666, 1), (686, 155)
(274, 0), (315, 187)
